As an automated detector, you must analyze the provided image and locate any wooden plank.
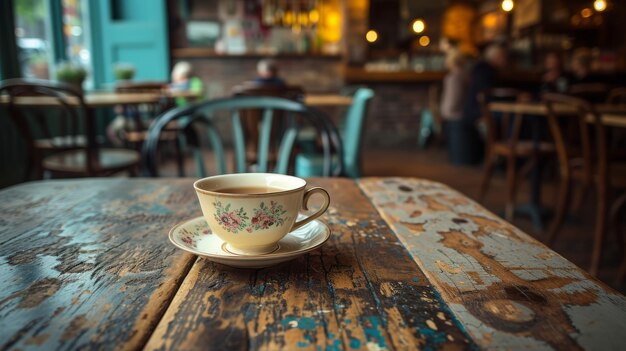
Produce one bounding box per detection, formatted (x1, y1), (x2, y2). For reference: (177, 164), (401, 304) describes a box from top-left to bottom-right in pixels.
(358, 177), (626, 350)
(145, 178), (476, 350)
(0, 179), (200, 350)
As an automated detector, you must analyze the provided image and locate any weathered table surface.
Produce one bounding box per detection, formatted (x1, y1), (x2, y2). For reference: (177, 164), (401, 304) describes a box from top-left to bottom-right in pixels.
(1, 178), (625, 351)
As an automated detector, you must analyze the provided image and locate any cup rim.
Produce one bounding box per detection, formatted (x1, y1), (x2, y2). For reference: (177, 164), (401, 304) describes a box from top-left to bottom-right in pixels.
(193, 173), (307, 198)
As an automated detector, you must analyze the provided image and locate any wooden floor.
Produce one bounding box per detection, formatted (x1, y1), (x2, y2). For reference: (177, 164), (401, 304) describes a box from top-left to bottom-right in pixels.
(158, 146), (626, 294)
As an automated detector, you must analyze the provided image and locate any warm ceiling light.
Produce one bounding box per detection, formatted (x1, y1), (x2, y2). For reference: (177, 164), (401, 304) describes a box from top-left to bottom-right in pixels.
(366, 30), (378, 43)
(581, 8), (593, 18)
(419, 36), (430, 47)
(501, 0), (514, 12)
(594, 0), (607, 12)
(412, 19), (425, 34)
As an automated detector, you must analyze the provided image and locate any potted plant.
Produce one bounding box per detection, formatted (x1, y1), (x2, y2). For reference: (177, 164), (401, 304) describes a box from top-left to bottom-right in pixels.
(114, 63), (136, 81)
(56, 61), (87, 91)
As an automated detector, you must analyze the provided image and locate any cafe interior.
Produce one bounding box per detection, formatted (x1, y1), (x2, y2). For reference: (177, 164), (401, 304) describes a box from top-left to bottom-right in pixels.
(1, 0), (626, 349)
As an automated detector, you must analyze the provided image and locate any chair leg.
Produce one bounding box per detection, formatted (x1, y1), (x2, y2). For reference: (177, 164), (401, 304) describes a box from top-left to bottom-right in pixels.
(571, 182), (590, 215)
(174, 137), (184, 177)
(546, 172), (571, 246)
(610, 194), (626, 253)
(590, 182), (607, 276)
(478, 153), (496, 202)
(610, 194), (626, 284)
(505, 155), (517, 221)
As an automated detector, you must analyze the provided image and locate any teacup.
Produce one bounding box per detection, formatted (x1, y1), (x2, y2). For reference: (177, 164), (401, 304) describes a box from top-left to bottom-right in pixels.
(193, 173), (330, 255)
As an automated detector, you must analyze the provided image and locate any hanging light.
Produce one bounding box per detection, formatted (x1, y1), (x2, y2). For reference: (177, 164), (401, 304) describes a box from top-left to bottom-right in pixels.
(366, 30), (378, 43)
(412, 19), (425, 34)
(501, 0), (514, 12)
(419, 36), (430, 47)
(594, 0), (607, 12)
(581, 8), (593, 18)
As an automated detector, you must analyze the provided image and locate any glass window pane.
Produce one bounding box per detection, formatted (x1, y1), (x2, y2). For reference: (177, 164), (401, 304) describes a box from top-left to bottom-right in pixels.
(13, 0), (53, 79)
(63, 0), (90, 69)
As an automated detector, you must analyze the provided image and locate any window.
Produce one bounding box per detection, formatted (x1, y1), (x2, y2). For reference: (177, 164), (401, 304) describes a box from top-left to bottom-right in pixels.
(13, 0), (53, 79)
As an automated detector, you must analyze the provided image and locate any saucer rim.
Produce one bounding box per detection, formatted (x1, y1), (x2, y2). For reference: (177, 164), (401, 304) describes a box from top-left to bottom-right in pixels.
(168, 216), (331, 260)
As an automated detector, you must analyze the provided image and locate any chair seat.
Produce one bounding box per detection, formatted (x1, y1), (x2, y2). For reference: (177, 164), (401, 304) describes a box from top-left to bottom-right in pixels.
(43, 148), (140, 175)
(492, 141), (555, 156)
(34, 135), (108, 149)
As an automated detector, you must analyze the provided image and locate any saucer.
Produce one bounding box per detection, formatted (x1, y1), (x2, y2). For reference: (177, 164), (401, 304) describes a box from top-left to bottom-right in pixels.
(168, 215), (331, 268)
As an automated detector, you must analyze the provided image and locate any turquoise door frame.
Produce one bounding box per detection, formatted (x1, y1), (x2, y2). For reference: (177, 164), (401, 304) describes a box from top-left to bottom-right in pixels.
(88, 0), (169, 88)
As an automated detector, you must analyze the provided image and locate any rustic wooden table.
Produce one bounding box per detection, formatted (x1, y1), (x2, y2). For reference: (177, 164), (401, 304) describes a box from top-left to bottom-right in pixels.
(1, 178), (625, 350)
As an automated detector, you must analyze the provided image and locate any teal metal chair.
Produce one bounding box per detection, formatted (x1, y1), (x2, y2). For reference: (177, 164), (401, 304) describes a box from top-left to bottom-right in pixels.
(295, 87), (374, 178)
(142, 96), (343, 177)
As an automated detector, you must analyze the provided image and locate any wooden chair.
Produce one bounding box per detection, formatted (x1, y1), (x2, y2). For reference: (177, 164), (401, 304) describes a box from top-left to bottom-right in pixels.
(543, 92), (626, 275)
(142, 96), (343, 178)
(231, 83), (304, 170)
(478, 88), (555, 221)
(0, 78), (139, 179)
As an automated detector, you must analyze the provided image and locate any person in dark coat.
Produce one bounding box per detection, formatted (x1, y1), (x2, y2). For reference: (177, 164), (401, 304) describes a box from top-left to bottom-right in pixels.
(447, 44), (508, 165)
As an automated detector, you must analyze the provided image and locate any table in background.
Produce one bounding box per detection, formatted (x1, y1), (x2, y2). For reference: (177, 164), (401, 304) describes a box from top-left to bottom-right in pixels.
(488, 101), (626, 230)
(1, 178), (625, 350)
(304, 94), (353, 107)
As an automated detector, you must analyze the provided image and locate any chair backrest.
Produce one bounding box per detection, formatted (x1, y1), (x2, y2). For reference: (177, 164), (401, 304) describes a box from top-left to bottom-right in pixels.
(342, 87), (374, 178)
(142, 96), (343, 177)
(479, 87), (526, 147)
(0, 78), (98, 174)
(542, 92), (607, 183)
(231, 83), (304, 166)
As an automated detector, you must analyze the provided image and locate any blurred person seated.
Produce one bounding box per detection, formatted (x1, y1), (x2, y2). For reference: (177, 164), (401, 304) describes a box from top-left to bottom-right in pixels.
(254, 59), (286, 86)
(170, 61), (204, 106)
(541, 52), (568, 93)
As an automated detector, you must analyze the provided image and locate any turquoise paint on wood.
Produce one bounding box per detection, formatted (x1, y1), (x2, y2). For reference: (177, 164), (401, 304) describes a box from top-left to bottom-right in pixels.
(89, 0), (169, 88)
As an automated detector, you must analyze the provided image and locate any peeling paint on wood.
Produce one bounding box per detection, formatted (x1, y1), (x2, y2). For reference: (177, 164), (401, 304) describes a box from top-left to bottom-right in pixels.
(358, 177), (626, 351)
(0, 179), (199, 350)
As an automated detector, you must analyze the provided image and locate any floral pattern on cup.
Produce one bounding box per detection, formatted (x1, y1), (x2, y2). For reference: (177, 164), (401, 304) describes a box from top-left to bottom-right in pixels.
(213, 200), (288, 234)
(180, 221), (211, 248)
(213, 201), (249, 233)
(248, 201), (288, 233)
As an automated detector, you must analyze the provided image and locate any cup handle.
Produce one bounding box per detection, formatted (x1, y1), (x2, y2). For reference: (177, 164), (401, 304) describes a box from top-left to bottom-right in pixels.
(291, 187), (330, 231)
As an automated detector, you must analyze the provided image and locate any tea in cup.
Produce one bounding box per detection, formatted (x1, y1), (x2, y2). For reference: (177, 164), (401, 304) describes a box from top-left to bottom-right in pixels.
(193, 173), (330, 255)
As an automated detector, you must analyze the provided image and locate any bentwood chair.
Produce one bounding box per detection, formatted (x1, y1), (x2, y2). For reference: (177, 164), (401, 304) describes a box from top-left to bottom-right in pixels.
(478, 88), (555, 221)
(543, 92), (626, 276)
(295, 87), (374, 178)
(231, 83), (304, 170)
(0, 78), (140, 179)
(142, 96), (342, 177)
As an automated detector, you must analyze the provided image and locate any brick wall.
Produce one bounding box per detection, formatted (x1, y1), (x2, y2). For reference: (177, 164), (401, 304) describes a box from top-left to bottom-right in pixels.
(179, 57), (433, 147)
